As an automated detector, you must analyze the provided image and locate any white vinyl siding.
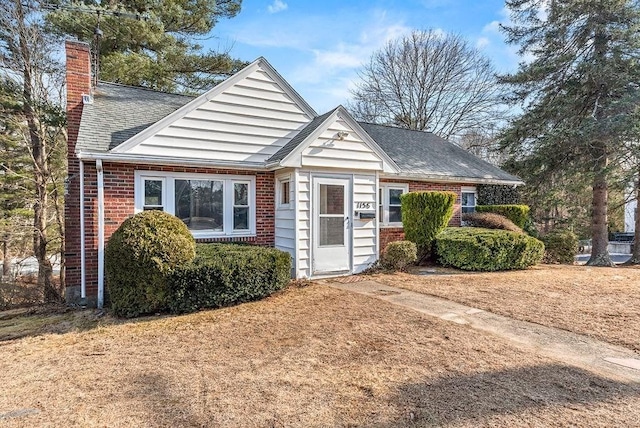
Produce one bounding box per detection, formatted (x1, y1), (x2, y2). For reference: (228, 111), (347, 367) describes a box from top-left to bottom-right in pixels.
(300, 119), (384, 171)
(352, 174), (378, 273)
(274, 171), (296, 265)
(135, 171), (256, 239)
(127, 66), (312, 163)
(297, 171), (312, 278)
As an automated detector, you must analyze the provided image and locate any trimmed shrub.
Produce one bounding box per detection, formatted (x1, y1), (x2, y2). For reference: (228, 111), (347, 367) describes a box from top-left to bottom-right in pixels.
(105, 211), (196, 317)
(168, 244), (291, 314)
(541, 229), (579, 264)
(476, 205), (530, 229)
(401, 191), (456, 259)
(381, 240), (418, 271)
(435, 227), (544, 271)
(462, 212), (523, 233)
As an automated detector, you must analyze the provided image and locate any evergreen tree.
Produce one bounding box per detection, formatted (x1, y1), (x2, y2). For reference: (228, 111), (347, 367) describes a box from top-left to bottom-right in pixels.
(46, 0), (247, 93)
(499, 0), (640, 266)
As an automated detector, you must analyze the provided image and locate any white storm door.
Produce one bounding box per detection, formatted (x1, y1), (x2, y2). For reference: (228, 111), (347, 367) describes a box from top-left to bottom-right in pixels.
(313, 177), (351, 274)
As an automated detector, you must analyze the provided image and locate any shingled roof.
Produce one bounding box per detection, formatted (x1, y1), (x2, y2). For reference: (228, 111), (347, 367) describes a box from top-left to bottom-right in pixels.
(76, 82), (193, 153)
(359, 122), (523, 184)
(75, 82), (522, 185)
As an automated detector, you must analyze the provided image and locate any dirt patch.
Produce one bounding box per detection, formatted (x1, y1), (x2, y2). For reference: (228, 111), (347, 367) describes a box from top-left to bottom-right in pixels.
(373, 264), (640, 352)
(0, 285), (639, 427)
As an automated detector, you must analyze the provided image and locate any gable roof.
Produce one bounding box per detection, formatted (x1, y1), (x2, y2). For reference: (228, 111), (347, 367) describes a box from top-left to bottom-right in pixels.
(359, 122), (523, 185)
(110, 57), (316, 155)
(76, 82), (193, 153)
(266, 108), (338, 165)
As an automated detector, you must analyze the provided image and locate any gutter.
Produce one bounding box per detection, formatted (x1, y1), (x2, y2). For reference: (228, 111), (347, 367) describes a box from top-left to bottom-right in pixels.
(79, 160), (86, 301)
(77, 151), (267, 171)
(96, 159), (105, 309)
(379, 173), (524, 187)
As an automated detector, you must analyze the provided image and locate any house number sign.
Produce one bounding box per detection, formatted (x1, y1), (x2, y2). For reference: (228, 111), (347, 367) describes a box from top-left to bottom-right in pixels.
(355, 202), (374, 210)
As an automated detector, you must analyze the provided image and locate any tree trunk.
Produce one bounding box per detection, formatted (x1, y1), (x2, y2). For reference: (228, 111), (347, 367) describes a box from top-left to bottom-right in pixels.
(2, 239), (10, 277)
(586, 164), (614, 266)
(15, 0), (58, 302)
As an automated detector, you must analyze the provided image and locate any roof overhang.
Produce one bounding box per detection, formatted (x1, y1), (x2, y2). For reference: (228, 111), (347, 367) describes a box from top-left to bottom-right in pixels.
(380, 172), (525, 186)
(77, 151), (267, 170)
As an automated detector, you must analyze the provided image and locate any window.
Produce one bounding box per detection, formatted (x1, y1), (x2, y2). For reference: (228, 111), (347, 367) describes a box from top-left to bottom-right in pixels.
(461, 187), (477, 214)
(136, 171), (255, 237)
(143, 178), (164, 210)
(278, 179), (290, 206)
(379, 184), (408, 226)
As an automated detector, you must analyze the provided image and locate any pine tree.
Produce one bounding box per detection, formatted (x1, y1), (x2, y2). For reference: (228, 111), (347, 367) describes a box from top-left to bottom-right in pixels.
(46, 0), (247, 93)
(500, 0), (640, 266)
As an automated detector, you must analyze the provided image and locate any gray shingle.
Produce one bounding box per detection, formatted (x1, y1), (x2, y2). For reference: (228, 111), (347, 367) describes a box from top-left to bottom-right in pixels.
(76, 82), (193, 153)
(358, 122), (523, 184)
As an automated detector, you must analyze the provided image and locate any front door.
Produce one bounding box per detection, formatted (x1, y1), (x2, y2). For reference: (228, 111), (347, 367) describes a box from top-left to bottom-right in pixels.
(313, 177), (351, 274)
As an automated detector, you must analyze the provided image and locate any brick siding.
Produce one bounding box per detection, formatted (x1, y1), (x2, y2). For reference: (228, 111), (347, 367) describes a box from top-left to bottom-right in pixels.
(378, 179), (464, 254)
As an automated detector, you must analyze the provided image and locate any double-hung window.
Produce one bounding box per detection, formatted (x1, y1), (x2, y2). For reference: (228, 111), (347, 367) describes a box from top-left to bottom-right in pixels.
(136, 171), (256, 238)
(461, 187), (477, 214)
(379, 184), (408, 227)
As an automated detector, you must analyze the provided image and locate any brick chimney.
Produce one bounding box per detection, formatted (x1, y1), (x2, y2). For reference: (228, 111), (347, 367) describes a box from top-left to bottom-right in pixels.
(64, 40), (91, 300)
(65, 40), (91, 156)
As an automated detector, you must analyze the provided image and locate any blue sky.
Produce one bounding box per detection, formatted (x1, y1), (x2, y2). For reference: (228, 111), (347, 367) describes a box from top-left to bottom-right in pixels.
(212, 0), (520, 113)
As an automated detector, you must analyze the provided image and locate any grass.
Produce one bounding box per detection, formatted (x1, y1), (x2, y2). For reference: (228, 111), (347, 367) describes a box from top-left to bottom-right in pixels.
(1, 282), (639, 427)
(373, 264), (640, 351)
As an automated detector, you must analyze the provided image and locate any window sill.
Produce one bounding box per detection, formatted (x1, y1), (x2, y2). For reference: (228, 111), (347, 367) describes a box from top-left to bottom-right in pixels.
(380, 224), (404, 229)
(191, 232), (256, 239)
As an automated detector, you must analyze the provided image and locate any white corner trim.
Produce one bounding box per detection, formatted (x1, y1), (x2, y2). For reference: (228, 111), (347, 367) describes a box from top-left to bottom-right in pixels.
(111, 57), (316, 154)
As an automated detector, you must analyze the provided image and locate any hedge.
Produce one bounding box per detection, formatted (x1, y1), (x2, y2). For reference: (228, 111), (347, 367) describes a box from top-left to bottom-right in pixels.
(105, 211), (196, 318)
(476, 205), (530, 229)
(436, 227), (544, 271)
(401, 191), (456, 259)
(541, 229), (578, 264)
(168, 244), (291, 314)
(477, 184), (520, 205)
(381, 240), (417, 271)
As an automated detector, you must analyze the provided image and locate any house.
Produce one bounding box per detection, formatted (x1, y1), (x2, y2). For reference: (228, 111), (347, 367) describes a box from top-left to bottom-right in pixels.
(625, 196), (637, 234)
(64, 41), (523, 307)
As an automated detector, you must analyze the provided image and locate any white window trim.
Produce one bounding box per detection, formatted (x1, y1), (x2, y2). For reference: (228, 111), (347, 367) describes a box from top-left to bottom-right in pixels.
(134, 170), (256, 239)
(276, 175), (292, 209)
(461, 186), (477, 214)
(379, 183), (408, 228)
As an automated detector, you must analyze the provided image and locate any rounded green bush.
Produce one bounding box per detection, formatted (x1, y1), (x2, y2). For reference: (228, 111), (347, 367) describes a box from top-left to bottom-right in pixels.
(381, 240), (418, 271)
(105, 211), (196, 317)
(541, 229), (578, 264)
(435, 227), (544, 271)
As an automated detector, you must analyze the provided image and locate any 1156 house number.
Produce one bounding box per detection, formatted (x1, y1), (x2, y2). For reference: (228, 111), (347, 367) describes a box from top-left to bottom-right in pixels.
(355, 202), (373, 210)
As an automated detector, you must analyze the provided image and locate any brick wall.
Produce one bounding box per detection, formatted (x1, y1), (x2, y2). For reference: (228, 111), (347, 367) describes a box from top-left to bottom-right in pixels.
(64, 41), (92, 297)
(75, 162), (275, 299)
(379, 179), (464, 254)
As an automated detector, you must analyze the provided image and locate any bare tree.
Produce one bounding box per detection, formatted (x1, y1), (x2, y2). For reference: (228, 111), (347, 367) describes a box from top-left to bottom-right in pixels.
(349, 29), (505, 140)
(0, 0), (66, 301)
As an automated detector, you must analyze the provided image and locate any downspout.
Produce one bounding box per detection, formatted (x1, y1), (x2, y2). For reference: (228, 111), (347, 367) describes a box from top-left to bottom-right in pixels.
(79, 160), (86, 301)
(96, 159), (105, 309)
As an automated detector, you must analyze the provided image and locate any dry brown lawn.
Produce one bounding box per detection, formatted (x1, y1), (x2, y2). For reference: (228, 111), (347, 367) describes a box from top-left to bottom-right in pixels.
(373, 264), (640, 352)
(1, 283), (639, 427)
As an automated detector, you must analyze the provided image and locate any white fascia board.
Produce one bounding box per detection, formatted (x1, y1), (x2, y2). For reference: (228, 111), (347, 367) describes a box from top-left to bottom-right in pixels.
(77, 151), (267, 170)
(111, 57), (316, 154)
(380, 172), (525, 186)
(278, 106), (400, 173)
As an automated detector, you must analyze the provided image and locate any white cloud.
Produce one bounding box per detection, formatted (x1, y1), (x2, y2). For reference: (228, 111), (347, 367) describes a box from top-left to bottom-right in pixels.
(476, 37), (490, 49)
(267, 0), (287, 14)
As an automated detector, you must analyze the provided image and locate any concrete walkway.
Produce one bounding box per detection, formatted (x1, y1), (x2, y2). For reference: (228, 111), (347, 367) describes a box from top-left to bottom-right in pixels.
(326, 279), (640, 383)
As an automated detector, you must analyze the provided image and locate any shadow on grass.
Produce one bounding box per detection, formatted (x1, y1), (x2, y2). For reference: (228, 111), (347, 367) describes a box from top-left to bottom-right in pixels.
(372, 363), (640, 427)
